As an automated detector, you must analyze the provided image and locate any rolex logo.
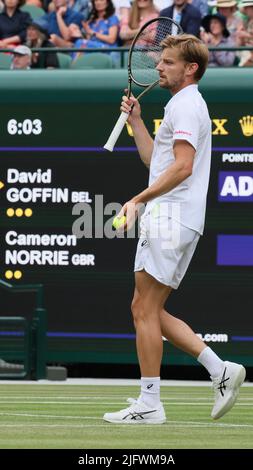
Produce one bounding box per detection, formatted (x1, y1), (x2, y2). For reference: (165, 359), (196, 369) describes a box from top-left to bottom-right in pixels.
(239, 115), (253, 137)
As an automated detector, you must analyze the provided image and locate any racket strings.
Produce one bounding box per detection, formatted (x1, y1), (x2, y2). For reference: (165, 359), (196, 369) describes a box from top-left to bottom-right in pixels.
(130, 19), (182, 86)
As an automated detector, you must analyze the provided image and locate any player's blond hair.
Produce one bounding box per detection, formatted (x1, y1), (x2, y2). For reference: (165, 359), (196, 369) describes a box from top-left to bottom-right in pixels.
(161, 34), (209, 81)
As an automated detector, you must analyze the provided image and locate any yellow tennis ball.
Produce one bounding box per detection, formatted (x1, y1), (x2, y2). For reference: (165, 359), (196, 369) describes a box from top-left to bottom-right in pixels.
(112, 215), (126, 230)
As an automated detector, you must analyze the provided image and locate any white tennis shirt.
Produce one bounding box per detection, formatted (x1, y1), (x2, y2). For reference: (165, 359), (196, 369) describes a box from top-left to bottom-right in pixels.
(145, 84), (212, 235)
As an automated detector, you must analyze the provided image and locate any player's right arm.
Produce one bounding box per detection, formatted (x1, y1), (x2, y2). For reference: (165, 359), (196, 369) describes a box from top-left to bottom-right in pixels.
(121, 93), (153, 168)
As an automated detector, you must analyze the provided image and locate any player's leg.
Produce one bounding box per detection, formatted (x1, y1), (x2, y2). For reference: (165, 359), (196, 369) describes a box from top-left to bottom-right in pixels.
(153, 216), (246, 420)
(160, 309), (206, 358)
(160, 308), (246, 419)
(103, 270), (171, 424)
(132, 271), (171, 377)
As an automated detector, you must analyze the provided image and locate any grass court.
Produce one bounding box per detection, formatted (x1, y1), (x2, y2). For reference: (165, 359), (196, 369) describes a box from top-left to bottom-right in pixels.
(0, 382), (252, 449)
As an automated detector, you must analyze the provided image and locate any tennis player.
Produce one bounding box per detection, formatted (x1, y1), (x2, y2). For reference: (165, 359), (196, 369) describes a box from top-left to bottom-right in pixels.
(103, 34), (246, 424)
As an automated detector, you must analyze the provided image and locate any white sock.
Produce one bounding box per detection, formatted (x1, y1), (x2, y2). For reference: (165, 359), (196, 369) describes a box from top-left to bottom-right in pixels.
(138, 377), (160, 408)
(197, 346), (224, 378)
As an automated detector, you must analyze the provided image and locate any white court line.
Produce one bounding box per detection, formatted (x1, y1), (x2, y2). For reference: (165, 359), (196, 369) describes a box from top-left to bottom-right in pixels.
(0, 412), (99, 419)
(1, 379), (252, 387)
(0, 401), (131, 405)
(0, 379), (213, 386)
(0, 396), (215, 400)
(0, 395), (252, 401)
(0, 396), (213, 400)
(0, 421), (253, 429)
(0, 412), (252, 424)
(0, 401), (252, 406)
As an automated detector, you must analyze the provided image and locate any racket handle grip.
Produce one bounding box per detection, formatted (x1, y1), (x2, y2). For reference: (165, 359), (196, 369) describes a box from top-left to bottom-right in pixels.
(104, 111), (129, 152)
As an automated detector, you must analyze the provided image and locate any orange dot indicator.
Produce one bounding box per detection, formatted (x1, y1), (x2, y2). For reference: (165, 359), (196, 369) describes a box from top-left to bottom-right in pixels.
(14, 271), (22, 280)
(5, 270), (13, 279)
(0, 181), (4, 190)
(15, 208), (23, 217)
(6, 208), (15, 217)
(25, 208), (33, 217)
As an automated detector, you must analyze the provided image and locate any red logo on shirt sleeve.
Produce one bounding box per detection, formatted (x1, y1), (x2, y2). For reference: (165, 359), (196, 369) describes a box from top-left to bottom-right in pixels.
(174, 130), (192, 136)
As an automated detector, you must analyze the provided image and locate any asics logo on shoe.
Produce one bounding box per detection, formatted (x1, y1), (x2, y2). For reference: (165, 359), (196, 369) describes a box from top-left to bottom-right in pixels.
(123, 410), (157, 421)
(147, 384), (153, 389)
(218, 367), (230, 397)
(141, 240), (147, 247)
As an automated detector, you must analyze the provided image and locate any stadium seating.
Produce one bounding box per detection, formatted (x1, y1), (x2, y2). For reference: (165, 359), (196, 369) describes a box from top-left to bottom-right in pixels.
(71, 53), (114, 69)
(0, 54), (12, 69)
(20, 5), (45, 20)
(57, 52), (72, 69)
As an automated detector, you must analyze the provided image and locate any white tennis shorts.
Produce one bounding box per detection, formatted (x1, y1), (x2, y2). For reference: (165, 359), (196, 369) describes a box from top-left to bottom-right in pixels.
(134, 211), (200, 289)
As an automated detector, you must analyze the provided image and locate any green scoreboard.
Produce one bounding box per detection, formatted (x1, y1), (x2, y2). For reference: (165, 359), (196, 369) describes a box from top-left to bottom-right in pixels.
(0, 69), (253, 367)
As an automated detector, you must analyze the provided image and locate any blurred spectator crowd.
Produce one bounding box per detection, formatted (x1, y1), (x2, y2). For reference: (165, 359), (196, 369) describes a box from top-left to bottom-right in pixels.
(0, 0), (253, 68)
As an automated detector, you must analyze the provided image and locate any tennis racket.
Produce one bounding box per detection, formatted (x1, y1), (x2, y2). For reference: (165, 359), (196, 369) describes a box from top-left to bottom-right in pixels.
(104, 16), (183, 152)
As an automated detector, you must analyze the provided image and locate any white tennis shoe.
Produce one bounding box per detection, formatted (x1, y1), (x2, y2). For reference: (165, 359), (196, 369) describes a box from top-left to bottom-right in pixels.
(103, 400), (166, 424)
(211, 361), (246, 420)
